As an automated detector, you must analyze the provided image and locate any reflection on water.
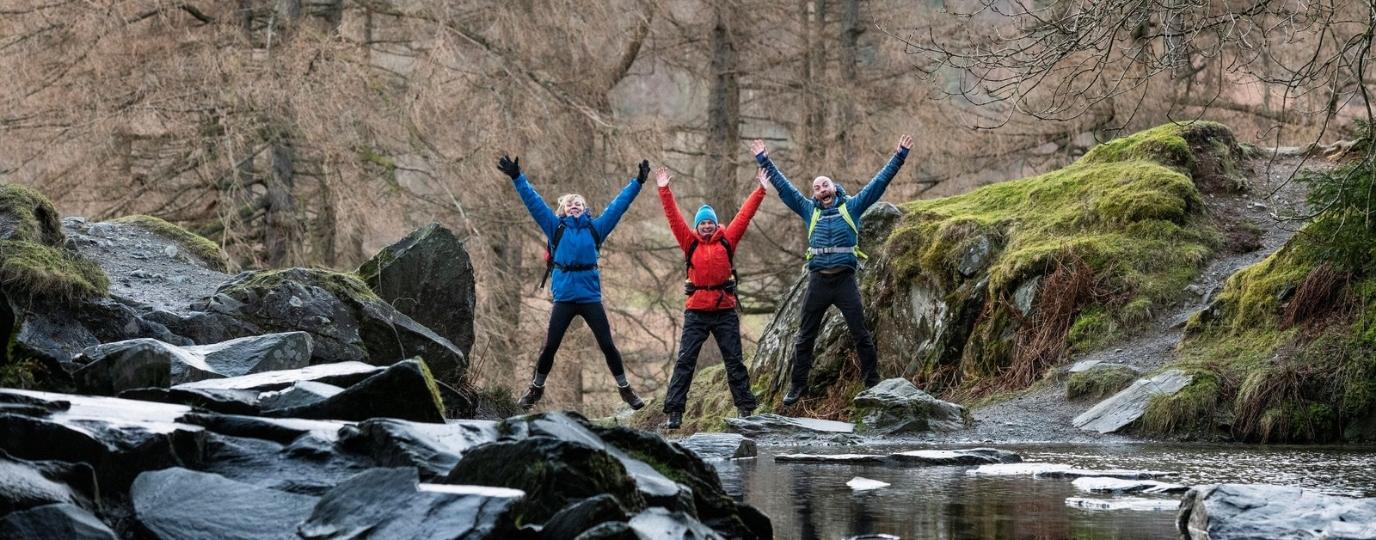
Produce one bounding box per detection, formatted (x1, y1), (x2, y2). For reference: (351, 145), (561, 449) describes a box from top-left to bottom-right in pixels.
(709, 443), (1376, 540)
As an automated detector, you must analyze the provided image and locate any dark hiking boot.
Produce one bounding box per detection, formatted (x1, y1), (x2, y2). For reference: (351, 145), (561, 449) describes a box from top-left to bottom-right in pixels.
(737, 406), (755, 418)
(618, 385), (645, 410)
(664, 412), (683, 429)
(517, 384), (544, 409)
(863, 374), (881, 389)
(782, 386), (805, 406)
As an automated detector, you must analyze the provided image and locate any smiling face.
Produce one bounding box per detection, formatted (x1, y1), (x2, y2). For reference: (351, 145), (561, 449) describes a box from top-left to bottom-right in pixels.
(557, 194), (588, 218)
(696, 220), (718, 237)
(812, 176), (836, 204)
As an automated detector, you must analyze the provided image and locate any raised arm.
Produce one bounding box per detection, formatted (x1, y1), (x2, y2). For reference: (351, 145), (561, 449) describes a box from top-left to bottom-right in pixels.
(750, 139), (811, 220)
(848, 134), (912, 214)
(500, 155), (557, 238)
(724, 168), (768, 246)
(655, 167), (694, 251)
(592, 160), (649, 239)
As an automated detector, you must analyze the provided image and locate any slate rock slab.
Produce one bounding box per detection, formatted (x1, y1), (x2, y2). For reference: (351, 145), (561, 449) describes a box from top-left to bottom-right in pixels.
(132, 468), (317, 540)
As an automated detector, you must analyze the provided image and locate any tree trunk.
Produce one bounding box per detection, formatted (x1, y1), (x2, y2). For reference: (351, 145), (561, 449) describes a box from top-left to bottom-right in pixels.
(705, 5), (742, 219)
(264, 137), (299, 267)
(836, 0), (862, 156)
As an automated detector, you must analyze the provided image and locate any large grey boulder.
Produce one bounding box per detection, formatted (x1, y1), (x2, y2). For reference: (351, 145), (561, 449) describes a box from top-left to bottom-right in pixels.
(72, 338), (219, 394)
(174, 361), (383, 393)
(541, 495), (630, 540)
(132, 468), (317, 540)
(297, 468), (523, 540)
(852, 378), (970, 435)
(182, 331), (312, 377)
(257, 381), (342, 411)
(0, 503), (117, 540)
(0, 389), (206, 492)
(266, 359), (446, 423)
(185, 268), (468, 386)
(0, 450), (98, 515)
(1073, 369), (1194, 433)
(1178, 484), (1376, 539)
(628, 508), (726, 540)
(337, 418), (498, 480)
(357, 223), (476, 357)
(445, 437), (643, 524)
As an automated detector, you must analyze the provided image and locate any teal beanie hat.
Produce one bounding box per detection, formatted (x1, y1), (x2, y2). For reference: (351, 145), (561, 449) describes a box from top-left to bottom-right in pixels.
(694, 205), (718, 226)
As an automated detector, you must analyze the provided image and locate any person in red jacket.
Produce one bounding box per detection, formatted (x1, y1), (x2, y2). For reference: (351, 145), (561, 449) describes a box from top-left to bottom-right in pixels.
(656, 165), (767, 429)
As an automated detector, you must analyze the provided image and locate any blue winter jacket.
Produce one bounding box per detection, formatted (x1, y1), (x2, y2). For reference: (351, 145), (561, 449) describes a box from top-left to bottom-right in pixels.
(512, 173), (643, 303)
(757, 148), (908, 271)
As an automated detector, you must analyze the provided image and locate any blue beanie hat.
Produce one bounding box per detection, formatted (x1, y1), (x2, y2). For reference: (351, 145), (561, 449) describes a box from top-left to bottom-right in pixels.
(694, 205), (718, 226)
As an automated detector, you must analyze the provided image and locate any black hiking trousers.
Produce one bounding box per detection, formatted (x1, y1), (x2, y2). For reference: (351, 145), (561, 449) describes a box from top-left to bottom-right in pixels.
(663, 309), (757, 413)
(791, 268), (880, 390)
(534, 301), (625, 378)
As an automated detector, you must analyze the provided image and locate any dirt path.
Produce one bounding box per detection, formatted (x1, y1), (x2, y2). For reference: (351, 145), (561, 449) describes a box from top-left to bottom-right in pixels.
(962, 152), (1325, 444)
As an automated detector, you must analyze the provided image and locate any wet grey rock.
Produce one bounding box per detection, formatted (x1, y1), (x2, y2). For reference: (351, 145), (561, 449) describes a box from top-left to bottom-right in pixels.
(337, 418), (498, 480)
(852, 378), (970, 435)
(0, 389), (205, 493)
(628, 508), (725, 540)
(266, 359), (445, 423)
(1013, 276), (1041, 315)
(774, 453), (887, 464)
(0, 503), (117, 540)
(0, 450), (98, 515)
(725, 413), (855, 438)
(118, 385), (260, 415)
(183, 331), (313, 377)
(257, 381), (342, 411)
(1067, 497), (1179, 512)
(191, 268), (467, 386)
(677, 433), (756, 460)
(1178, 484), (1376, 539)
(1072, 476), (1188, 494)
(72, 338), (219, 395)
(446, 436), (643, 523)
(1068, 359), (1103, 373)
(179, 413), (348, 446)
(540, 494), (629, 540)
(174, 361), (383, 393)
(958, 235), (994, 277)
(357, 223), (477, 357)
(1036, 468), (1176, 480)
(297, 468), (522, 539)
(574, 521), (638, 540)
(888, 448), (1021, 466)
(1073, 369), (1194, 434)
(132, 468), (317, 540)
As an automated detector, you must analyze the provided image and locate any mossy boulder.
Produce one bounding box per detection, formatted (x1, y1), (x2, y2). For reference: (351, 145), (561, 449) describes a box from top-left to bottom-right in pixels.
(266, 359), (446, 423)
(110, 215), (231, 272)
(714, 122), (1235, 422)
(1066, 364), (1140, 401)
(0, 184), (108, 303)
(190, 268), (467, 386)
(358, 223), (476, 356)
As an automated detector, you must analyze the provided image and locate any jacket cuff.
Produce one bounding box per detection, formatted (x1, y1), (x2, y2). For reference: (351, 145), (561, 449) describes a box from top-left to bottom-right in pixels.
(897, 147), (909, 159)
(754, 153), (770, 166)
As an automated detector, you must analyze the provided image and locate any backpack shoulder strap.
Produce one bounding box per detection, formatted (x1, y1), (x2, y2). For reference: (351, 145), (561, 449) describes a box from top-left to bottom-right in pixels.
(685, 238), (700, 270)
(588, 225), (603, 250)
(837, 203), (868, 259)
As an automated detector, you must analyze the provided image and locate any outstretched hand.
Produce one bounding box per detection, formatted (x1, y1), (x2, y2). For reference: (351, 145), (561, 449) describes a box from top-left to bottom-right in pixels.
(897, 134), (913, 152)
(756, 167), (768, 190)
(750, 139), (767, 157)
(654, 166), (671, 187)
(497, 155), (521, 179)
(636, 160), (651, 184)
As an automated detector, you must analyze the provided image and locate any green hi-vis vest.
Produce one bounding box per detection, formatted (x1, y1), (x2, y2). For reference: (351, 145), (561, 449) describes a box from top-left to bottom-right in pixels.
(806, 203), (867, 260)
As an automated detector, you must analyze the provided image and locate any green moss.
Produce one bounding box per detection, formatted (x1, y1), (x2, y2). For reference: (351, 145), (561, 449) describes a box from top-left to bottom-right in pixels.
(0, 183), (65, 245)
(0, 240), (109, 302)
(1066, 365), (1138, 401)
(1080, 122), (1200, 170)
(223, 267), (380, 302)
(413, 357), (446, 418)
(111, 215), (231, 272)
(0, 358), (41, 389)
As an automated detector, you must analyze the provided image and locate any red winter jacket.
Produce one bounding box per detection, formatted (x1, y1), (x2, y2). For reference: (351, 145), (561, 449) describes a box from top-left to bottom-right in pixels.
(659, 185), (766, 311)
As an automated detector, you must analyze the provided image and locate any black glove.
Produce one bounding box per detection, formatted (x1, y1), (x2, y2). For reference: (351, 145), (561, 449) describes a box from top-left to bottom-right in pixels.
(497, 155), (521, 179)
(636, 160), (650, 184)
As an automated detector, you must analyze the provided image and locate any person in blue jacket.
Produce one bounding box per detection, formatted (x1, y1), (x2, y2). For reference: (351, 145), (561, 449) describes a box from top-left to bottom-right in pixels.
(750, 134), (913, 405)
(498, 154), (649, 410)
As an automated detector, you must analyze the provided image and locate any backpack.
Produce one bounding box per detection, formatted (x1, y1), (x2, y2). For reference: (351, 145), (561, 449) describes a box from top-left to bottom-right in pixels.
(806, 200), (866, 261)
(685, 236), (737, 285)
(540, 222), (602, 289)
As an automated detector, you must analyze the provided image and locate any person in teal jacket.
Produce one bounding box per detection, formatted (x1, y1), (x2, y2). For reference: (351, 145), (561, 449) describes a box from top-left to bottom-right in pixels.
(750, 134), (912, 405)
(498, 155), (649, 410)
